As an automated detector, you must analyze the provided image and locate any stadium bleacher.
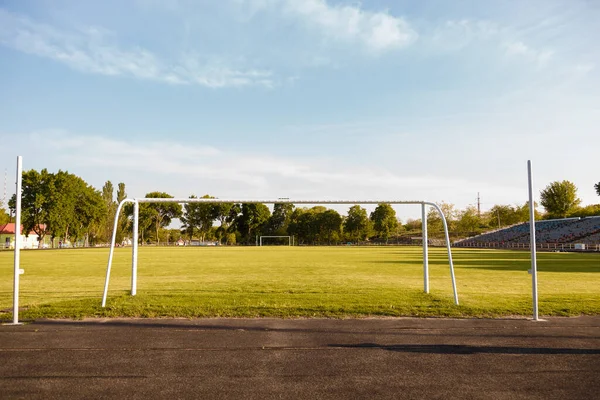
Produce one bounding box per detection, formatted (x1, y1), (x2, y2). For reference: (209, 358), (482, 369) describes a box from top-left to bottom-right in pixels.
(455, 216), (600, 250)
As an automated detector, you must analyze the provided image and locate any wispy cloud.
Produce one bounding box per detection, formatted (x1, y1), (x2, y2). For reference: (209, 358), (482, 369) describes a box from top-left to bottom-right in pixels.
(236, 0), (417, 53)
(503, 40), (553, 67)
(0, 9), (274, 88)
(283, 0), (417, 52)
(26, 130), (491, 199)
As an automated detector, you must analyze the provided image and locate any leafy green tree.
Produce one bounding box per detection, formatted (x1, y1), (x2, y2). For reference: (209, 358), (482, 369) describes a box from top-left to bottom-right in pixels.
(181, 195), (219, 242)
(404, 218), (422, 232)
(427, 202), (457, 234)
(116, 183), (127, 203)
(486, 205), (520, 228)
(455, 206), (482, 234)
(214, 203), (240, 244)
(15, 169), (54, 247)
(567, 204), (600, 218)
(235, 203), (271, 243)
(115, 183), (129, 243)
(287, 207), (309, 244)
(540, 180), (581, 218)
(514, 202), (542, 222)
(69, 179), (106, 246)
(101, 181), (116, 241)
(344, 205), (370, 242)
(595, 182), (600, 197)
(13, 169), (105, 247)
(317, 209), (343, 244)
(139, 192), (182, 244)
(0, 209), (9, 225)
(267, 203), (294, 235)
(370, 203), (398, 243)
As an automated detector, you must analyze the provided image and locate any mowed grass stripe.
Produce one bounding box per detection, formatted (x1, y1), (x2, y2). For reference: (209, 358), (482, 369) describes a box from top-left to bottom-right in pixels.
(0, 246), (599, 319)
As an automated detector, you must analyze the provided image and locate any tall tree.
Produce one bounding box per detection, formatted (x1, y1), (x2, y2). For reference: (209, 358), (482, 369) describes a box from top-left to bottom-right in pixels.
(427, 202), (457, 233)
(344, 205), (370, 243)
(15, 169), (52, 247)
(181, 195), (218, 242)
(115, 183), (128, 243)
(540, 180), (581, 218)
(455, 206), (482, 234)
(101, 181), (116, 241)
(101, 181), (114, 206)
(370, 203), (398, 243)
(69, 179), (106, 246)
(267, 203), (294, 235)
(139, 192), (182, 244)
(116, 183), (127, 203)
(595, 182), (600, 197)
(14, 169), (105, 247)
(486, 204), (520, 228)
(214, 203), (240, 244)
(235, 203), (271, 243)
(317, 209), (343, 244)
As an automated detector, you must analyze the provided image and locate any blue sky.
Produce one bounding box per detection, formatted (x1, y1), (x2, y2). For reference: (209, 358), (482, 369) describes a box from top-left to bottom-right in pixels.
(1, 0), (599, 220)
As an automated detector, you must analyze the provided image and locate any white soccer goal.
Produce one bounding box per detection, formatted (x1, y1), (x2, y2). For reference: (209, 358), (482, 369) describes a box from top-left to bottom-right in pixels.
(259, 235), (292, 246)
(101, 199), (459, 307)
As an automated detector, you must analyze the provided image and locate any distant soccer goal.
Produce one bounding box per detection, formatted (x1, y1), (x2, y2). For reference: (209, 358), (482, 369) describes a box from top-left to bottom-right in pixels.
(259, 235), (293, 246)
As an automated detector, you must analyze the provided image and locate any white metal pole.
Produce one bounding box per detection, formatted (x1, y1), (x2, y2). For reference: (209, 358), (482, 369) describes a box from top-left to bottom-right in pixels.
(102, 199), (135, 307)
(422, 203), (429, 293)
(12, 156), (23, 325)
(132, 200), (139, 296)
(528, 160), (539, 321)
(431, 203), (459, 305)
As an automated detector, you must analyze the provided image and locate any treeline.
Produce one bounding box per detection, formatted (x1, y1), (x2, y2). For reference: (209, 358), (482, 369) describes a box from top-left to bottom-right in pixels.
(125, 194), (401, 246)
(3, 169), (128, 248)
(1, 170), (599, 247)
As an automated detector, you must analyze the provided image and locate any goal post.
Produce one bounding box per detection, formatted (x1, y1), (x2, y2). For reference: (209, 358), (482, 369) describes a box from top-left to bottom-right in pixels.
(259, 235), (292, 246)
(101, 199), (459, 307)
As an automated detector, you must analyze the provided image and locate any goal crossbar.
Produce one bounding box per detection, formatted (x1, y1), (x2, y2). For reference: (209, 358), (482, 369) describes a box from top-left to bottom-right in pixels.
(102, 198), (458, 307)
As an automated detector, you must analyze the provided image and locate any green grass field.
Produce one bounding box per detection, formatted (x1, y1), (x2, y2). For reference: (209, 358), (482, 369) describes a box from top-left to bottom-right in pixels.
(1, 246), (599, 320)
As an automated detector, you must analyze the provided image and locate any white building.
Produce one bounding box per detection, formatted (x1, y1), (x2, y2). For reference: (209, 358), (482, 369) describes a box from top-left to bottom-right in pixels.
(0, 223), (49, 249)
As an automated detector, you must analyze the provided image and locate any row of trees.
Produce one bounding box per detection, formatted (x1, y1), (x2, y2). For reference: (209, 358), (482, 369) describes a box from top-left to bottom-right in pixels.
(1, 170), (598, 247)
(127, 193), (400, 245)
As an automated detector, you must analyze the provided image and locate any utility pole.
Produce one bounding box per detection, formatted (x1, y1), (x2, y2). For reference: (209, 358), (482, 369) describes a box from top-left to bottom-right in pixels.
(477, 192), (481, 217)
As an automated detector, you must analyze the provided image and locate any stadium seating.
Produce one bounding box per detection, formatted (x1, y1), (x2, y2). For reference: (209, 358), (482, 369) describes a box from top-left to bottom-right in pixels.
(455, 216), (600, 249)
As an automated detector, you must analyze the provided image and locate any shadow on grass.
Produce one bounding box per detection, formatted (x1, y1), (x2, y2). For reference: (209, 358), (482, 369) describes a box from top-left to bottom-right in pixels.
(328, 343), (600, 355)
(455, 259), (600, 273)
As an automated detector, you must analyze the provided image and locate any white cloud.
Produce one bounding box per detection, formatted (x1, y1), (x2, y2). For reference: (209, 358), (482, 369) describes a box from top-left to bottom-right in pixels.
(429, 19), (500, 51)
(0, 9), (274, 88)
(25, 130), (495, 202)
(239, 0), (417, 52)
(503, 40), (554, 67)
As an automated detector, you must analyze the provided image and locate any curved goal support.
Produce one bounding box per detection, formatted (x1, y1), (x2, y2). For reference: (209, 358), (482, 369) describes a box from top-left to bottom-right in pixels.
(427, 202), (459, 305)
(101, 198), (136, 308)
(102, 199), (459, 307)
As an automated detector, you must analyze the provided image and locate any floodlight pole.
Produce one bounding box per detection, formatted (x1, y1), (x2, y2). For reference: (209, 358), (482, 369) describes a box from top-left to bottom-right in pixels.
(527, 160), (539, 321)
(422, 203), (429, 293)
(9, 156), (23, 325)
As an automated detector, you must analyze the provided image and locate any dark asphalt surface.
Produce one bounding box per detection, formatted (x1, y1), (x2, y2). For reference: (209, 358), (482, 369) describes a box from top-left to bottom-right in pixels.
(1, 317), (599, 399)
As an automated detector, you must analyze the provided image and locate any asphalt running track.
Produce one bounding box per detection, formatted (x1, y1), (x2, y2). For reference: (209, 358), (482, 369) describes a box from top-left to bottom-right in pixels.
(1, 317), (599, 399)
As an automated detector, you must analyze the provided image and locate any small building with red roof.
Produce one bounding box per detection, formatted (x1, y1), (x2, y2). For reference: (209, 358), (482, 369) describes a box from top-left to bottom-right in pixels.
(0, 223), (49, 249)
